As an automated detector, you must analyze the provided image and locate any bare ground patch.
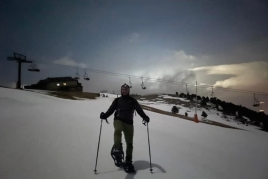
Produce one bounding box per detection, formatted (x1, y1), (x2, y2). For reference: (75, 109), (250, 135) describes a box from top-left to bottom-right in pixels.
(48, 91), (100, 100)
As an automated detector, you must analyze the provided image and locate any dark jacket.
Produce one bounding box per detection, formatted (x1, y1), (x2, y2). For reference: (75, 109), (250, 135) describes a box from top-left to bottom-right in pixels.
(103, 96), (147, 125)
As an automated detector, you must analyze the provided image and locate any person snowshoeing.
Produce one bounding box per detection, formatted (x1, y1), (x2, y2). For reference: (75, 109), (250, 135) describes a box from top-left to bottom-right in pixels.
(100, 83), (150, 173)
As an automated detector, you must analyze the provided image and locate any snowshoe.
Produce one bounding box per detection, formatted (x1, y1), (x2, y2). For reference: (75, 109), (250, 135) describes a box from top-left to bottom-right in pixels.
(123, 161), (136, 173)
(111, 145), (124, 168)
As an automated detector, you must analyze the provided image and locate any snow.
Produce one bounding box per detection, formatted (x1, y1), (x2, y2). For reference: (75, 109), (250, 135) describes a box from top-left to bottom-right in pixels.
(100, 93), (120, 98)
(0, 87), (268, 179)
(137, 94), (263, 131)
(159, 94), (190, 102)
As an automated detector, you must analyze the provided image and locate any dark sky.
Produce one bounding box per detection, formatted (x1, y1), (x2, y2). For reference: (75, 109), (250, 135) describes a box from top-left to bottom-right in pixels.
(1, 0), (268, 112)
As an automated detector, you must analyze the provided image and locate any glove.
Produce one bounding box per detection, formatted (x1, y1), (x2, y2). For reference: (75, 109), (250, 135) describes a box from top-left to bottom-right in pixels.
(142, 116), (150, 125)
(143, 116), (150, 123)
(100, 112), (106, 119)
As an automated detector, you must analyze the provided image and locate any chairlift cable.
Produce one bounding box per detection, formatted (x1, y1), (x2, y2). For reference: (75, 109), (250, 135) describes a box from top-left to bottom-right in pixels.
(29, 59), (268, 96)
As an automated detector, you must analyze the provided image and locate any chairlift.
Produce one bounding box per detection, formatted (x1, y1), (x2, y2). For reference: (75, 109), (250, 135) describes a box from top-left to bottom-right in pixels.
(74, 68), (80, 80)
(253, 93), (260, 107)
(83, 69), (90, 81)
(28, 62), (40, 72)
(129, 77), (132, 88)
(141, 77), (146, 90)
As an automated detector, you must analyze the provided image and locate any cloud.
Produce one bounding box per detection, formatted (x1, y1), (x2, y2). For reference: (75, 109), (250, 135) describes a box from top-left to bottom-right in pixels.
(53, 57), (86, 68)
(128, 50), (199, 92)
(143, 50), (197, 72)
(161, 70), (196, 83)
(133, 49), (198, 79)
(121, 32), (146, 44)
(145, 50), (197, 81)
(172, 50), (196, 61)
(129, 33), (141, 42)
(190, 61), (268, 91)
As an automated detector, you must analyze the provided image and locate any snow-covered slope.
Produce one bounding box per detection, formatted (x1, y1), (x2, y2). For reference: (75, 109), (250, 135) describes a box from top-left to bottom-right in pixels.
(0, 88), (268, 179)
(137, 94), (263, 132)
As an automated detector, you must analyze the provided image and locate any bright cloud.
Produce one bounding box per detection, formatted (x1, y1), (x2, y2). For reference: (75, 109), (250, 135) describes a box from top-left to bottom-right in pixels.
(132, 50), (198, 85)
(190, 61), (268, 89)
(172, 50), (196, 61)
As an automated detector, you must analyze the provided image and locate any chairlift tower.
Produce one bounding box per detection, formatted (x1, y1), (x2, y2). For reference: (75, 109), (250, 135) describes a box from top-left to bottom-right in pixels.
(211, 86), (214, 98)
(7, 53), (33, 89)
(186, 84), (189, 95)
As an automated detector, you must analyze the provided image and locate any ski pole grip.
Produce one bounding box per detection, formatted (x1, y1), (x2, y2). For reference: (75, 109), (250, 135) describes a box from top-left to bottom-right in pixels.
(142, 120), (147, 126)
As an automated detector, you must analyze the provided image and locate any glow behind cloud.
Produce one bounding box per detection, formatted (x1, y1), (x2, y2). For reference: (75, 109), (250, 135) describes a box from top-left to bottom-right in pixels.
(190, 61), (268, 90)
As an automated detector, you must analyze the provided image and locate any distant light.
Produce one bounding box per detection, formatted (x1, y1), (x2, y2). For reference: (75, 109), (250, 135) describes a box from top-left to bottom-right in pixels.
(57, 83), (60, 86)
(260, 102), (265, 104)
(259, 110), (264, 112)
(63, 83), (66, 86)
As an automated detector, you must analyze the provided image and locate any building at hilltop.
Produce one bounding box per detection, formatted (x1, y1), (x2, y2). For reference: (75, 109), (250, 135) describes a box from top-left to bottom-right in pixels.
(24, 77), (83, 92)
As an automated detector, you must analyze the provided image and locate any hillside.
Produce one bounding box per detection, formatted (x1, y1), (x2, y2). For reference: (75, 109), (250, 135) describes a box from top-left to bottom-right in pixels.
(1, 87), (268, 179)
(25, 90), (258, 130)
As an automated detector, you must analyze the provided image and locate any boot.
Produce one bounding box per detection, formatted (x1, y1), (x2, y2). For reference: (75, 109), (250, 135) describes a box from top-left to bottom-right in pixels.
(123, 156), (135, 173)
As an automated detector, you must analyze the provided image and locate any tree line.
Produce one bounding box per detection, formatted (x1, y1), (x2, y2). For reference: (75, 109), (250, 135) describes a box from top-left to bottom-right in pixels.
(176, 92), (268, 131)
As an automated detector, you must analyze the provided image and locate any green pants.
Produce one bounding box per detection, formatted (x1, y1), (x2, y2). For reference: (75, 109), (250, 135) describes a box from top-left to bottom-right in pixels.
(113, 120), (134, 160)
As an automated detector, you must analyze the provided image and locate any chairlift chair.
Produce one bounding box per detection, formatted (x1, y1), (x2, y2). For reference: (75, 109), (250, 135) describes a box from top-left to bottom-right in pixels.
(253, 102), (260, 107)
(253, 93), (260, 107)
(253, 103), (260, 107)
(28, 63), (40, 72)
(141, 77), (146, 90)
(84, 74), (90, 81)
(83, 69), (90, 81)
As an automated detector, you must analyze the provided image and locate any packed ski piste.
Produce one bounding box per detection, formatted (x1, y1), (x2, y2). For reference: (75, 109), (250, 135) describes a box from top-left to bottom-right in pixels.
(1, 86), (268, 179)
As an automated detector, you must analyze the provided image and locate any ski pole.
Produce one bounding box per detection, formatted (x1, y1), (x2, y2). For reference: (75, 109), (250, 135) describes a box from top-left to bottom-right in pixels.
(146, 123), (153, 173)
(94, 119), (104, 174)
